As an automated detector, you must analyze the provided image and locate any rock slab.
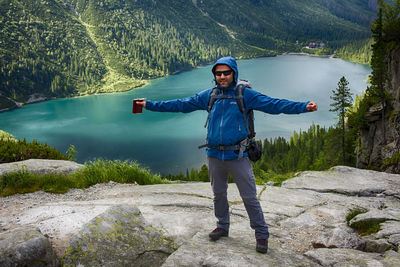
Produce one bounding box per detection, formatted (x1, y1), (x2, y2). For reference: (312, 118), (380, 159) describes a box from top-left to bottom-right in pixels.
(0, 159), (84, 177)
(63, 205), (175, 267)
(162, 232), (319, 267)
(283, 166), (400, 197)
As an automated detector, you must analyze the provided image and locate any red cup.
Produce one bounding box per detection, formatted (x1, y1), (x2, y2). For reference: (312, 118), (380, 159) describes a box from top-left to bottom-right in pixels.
(132, 99), (144, 114)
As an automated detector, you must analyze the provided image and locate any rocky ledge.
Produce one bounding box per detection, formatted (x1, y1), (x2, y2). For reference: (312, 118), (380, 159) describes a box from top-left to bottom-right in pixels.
(0, 162), (400, 266)
(0, 159), (84, 177)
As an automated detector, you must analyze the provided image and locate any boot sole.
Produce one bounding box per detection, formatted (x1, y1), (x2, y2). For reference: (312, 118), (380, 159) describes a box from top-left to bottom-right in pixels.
(209, 233), (228, 241)
(256, 247), (268, 254)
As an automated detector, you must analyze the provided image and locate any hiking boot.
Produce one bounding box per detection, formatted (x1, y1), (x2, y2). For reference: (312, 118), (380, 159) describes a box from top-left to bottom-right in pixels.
(209, 227), (228, 241)
(256, 239), (268, 254)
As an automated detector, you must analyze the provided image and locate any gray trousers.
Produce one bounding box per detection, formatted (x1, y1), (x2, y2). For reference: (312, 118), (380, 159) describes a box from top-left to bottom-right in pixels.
(208, 157), (269, 239)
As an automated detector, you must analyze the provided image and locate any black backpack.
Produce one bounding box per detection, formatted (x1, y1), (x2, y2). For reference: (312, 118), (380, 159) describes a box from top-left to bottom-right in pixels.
(199, 80), (262, 162)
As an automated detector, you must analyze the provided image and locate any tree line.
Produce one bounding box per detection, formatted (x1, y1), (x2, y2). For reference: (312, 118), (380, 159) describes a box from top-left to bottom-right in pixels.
(335, 38), (373, 65)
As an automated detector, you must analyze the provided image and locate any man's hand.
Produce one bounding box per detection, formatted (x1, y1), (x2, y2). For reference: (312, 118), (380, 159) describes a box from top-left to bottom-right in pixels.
(135, 98), (147, 109)
(306, 101), (318, 111)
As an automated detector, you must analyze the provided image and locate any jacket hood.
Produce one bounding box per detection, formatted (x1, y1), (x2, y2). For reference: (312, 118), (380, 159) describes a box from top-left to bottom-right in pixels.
(212, 56), (239, 86)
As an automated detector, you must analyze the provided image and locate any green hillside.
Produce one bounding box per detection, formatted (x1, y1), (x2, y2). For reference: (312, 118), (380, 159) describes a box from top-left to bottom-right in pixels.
(0, 0), (109, 104)
(336, 38), (373, 65)
(0, 0), (376, 110)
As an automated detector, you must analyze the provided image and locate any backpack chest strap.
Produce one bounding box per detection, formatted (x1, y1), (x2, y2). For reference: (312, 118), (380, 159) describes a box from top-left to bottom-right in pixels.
(211, 94), (236, 100)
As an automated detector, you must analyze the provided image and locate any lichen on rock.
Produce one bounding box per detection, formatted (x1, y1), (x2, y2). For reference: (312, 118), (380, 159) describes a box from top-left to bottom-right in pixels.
(63, 205), (175, 266)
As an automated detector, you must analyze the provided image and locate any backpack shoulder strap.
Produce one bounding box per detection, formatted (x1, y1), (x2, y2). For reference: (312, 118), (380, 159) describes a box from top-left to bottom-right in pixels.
(235, 81), (247, 114)
(235, 80), (255, 138)
(207, 86), (219, 112)
(204, 86), (219, 128)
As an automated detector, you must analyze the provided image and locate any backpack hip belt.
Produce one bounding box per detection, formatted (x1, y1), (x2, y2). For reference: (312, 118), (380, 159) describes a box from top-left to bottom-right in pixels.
(198, 139), (249, 151)
(198, 139), (249, 158)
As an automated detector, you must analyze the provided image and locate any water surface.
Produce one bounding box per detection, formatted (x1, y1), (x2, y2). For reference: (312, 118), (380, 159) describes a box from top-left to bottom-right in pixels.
(0, 55), (371, 174)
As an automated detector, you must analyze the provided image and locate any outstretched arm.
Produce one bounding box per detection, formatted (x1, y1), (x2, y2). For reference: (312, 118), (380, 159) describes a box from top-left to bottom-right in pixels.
(246, 89), (317, 114)
(135, 89), (210, 113)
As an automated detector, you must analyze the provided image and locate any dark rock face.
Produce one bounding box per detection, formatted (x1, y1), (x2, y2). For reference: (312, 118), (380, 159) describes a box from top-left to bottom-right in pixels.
(357, 44), (400, 173)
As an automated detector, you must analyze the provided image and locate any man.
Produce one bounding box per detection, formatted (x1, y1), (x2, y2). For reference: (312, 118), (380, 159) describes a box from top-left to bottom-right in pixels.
(135, 56), (317, 254)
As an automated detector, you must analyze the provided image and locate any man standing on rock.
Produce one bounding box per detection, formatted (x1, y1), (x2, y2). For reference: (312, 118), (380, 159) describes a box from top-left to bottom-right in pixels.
(135, 56), (318, 254)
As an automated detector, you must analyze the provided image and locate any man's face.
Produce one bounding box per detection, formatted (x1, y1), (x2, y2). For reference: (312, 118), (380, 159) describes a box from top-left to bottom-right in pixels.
(214, 65), (234, 88)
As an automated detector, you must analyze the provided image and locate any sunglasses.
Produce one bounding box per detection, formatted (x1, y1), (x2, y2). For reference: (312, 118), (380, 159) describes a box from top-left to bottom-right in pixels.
(214, 70), (233, 76)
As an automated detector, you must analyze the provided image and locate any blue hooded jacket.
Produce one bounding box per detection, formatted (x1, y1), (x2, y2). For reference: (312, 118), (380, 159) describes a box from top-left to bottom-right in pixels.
(146, 56), (310, 161)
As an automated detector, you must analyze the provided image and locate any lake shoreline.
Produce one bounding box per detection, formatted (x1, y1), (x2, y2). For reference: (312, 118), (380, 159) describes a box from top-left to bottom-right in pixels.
(0, 52), (352, 113)
(0, 80), (148, 113)
(283, 52), (335, 58)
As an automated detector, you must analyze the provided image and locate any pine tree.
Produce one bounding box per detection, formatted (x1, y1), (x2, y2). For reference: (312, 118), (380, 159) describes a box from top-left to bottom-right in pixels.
(330, 76), (353, 165)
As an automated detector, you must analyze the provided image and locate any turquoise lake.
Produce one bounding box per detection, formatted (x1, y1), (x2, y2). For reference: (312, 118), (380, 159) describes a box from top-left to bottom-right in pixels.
(0, 55), (371, 174)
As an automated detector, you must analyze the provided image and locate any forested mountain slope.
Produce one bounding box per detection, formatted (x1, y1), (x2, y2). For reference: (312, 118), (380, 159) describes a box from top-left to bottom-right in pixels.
(336, 38), (374, 65)
(0, 0), (376, 110)
(194, 0), (375, 50)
